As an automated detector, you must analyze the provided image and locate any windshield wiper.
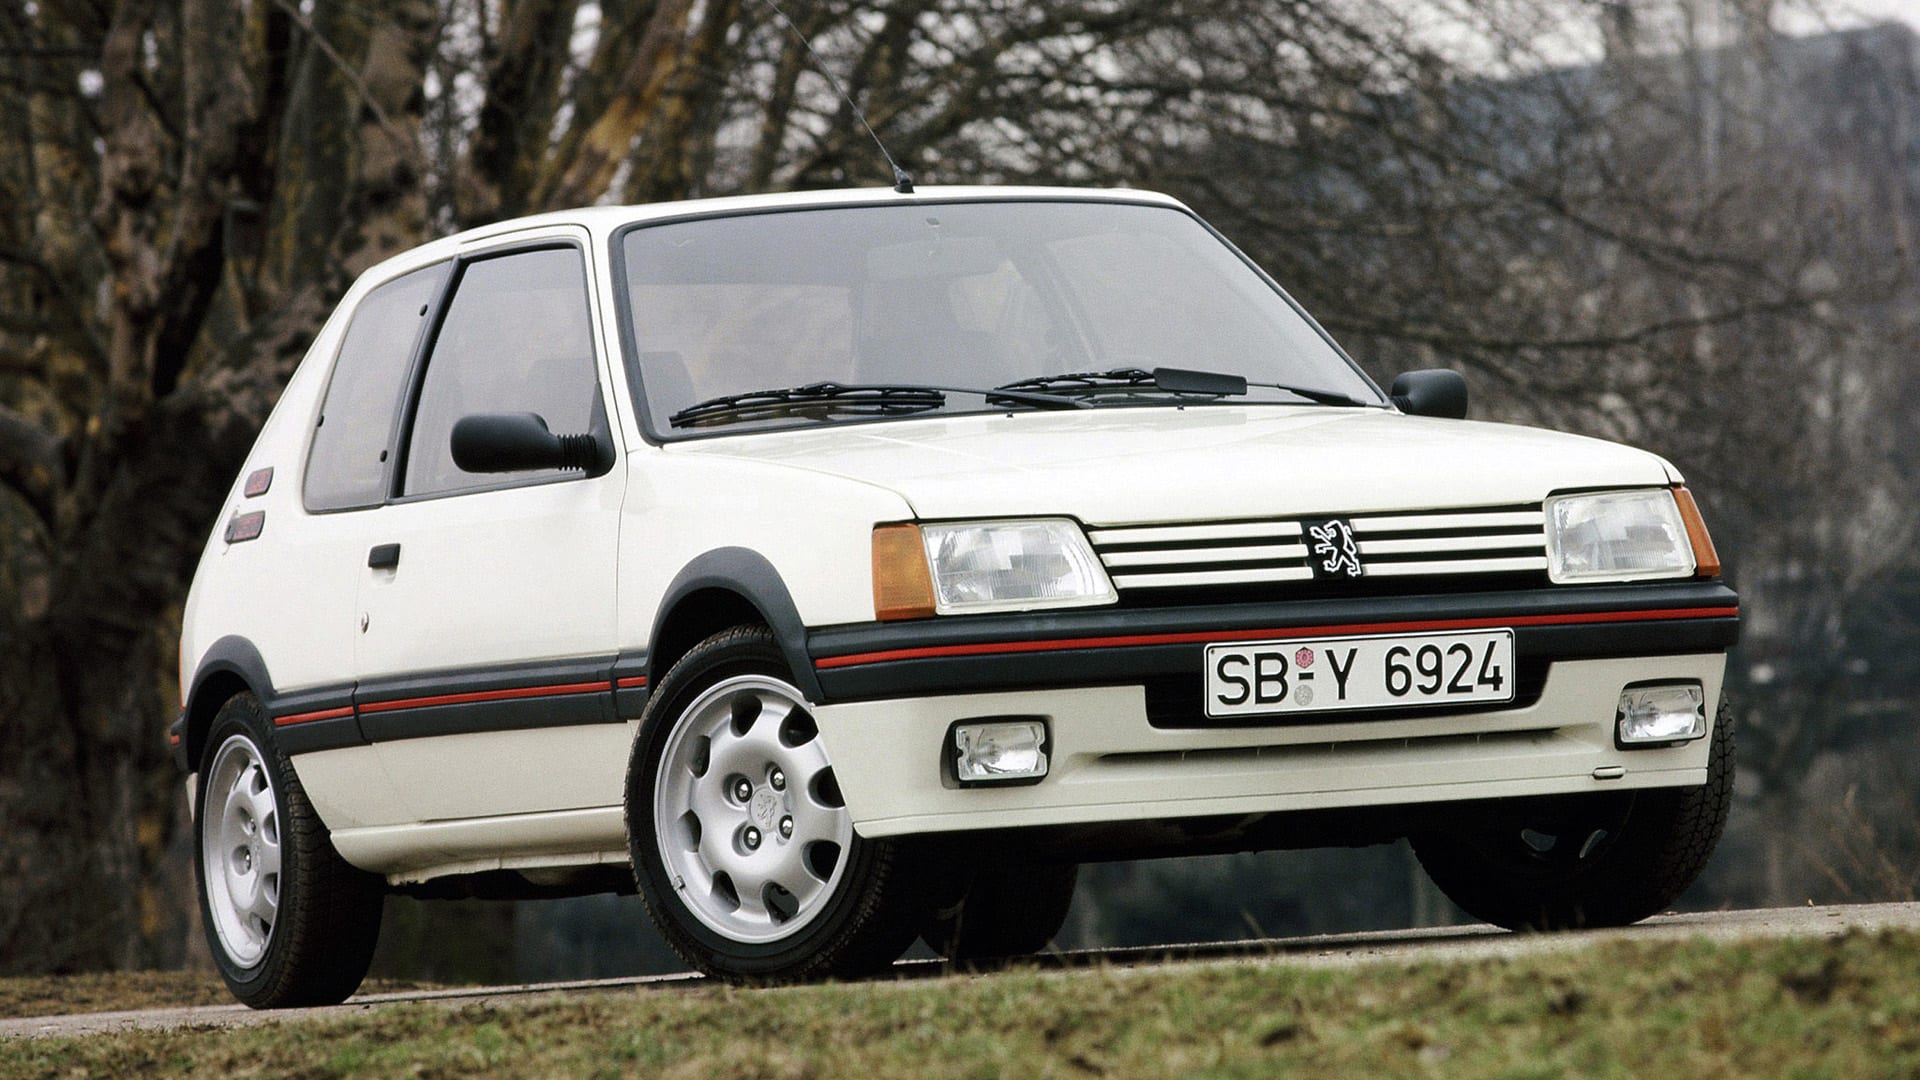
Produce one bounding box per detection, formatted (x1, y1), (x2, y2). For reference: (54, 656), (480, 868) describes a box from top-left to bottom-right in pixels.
(668, 381), (1086, 428)
(993, 368), (1159, 396)
(1152, 366), (1373, 407)
(995, 366), (1371, 408)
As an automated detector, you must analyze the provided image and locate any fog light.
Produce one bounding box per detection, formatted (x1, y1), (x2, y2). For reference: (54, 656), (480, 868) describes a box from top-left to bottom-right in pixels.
(1616, 682), (1707, 747)
(951, 719), (1050, 785)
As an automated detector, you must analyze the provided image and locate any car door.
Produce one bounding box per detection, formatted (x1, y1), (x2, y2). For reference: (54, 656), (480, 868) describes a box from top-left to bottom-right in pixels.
(259, 260), (456, 832)
(352, 236), (629, 823)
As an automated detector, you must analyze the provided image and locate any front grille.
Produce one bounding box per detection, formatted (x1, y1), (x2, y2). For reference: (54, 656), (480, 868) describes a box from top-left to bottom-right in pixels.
(1088, 505), (1547, 597)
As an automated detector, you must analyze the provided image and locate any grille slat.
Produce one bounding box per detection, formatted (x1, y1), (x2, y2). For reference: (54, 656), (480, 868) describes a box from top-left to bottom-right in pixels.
(1353, 511), (1544, 533)
(1091, 505), (1547, 597)
(1101, 543), (1308, 568)
(1110, 566), (1316, 589)
(1358, 534), (1543, 555)
(1362, 556), (1549, 577)
(1087, 521), (1304, 545)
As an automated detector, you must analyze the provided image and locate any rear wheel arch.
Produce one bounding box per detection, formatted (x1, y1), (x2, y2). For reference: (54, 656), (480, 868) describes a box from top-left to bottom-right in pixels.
(184, 636), (274, 770)
(648, 549), (821, 700)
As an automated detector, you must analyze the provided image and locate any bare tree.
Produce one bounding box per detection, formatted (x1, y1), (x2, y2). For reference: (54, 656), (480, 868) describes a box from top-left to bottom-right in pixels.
(0, 0), (1270, 973)
(2, 0), (1912, 971)
(1073, 0), (1920, 909)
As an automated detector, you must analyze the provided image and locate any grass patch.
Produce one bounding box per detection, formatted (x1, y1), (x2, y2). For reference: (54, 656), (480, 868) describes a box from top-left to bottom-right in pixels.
(7, 930), (1920, 1078)
(0, 973), (437, 1020)
(0, 972), (234, 1020)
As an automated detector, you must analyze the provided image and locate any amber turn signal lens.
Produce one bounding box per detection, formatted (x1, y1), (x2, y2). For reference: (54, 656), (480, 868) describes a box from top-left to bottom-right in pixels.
(872, 524), (936, 621)
(1671, 487), (1721, 578)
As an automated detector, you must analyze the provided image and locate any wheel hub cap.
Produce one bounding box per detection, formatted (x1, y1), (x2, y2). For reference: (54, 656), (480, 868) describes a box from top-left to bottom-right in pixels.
(200, 733), (282, 969)
(653, 674), (853, 944)
(749, 788), (780, 830)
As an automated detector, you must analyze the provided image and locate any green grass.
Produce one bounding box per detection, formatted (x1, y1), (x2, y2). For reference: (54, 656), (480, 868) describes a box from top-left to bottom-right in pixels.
(6, 930), (1920, 1079)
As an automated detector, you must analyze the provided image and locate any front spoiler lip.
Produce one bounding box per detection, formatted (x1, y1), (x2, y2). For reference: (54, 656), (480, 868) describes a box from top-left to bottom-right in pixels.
(807, 580), (1738, 703)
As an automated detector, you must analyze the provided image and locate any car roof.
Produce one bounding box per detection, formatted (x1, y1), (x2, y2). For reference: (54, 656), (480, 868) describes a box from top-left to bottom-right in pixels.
(367, 185), (1191, 278)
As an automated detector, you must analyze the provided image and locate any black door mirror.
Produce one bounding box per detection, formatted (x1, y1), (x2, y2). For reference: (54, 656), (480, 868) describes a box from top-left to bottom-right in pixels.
(1389, 369), (1469, 419)
(451, 412), (610, 475)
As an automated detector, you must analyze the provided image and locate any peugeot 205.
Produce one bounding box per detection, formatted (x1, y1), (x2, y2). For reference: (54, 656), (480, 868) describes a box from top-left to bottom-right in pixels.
(174, 186), (1738, 1006)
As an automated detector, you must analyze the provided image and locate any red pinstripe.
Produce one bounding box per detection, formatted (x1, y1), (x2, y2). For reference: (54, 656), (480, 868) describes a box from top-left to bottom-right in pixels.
(274, 705), (355, 727)
(357, 680), (609, 715)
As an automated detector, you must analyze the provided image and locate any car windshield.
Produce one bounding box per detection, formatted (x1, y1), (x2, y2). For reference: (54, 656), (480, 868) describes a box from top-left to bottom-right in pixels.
(617, 199), (1381, 434)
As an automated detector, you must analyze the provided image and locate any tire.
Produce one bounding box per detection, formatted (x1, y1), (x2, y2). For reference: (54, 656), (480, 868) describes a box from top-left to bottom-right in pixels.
(921, 861), (1079, 961)
(193, 693), (384, 1008)
(1412, 694), (1736, 931)
(625, 625), (927, 981)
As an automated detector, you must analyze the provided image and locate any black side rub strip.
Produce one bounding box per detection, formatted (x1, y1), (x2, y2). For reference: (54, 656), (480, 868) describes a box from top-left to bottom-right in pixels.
(258, 653), (649, 756)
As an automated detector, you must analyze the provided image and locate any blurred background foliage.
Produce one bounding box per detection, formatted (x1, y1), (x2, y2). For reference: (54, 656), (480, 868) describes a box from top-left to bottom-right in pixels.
(0, 0), (1915, 979)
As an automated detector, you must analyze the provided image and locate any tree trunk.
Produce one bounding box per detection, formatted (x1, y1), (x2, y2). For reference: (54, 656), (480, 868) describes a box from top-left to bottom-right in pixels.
(1, 393), (257, 969)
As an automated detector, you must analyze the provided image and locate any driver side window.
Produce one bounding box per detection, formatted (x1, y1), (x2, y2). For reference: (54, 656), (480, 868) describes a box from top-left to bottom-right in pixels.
(404, 247), (600, 497)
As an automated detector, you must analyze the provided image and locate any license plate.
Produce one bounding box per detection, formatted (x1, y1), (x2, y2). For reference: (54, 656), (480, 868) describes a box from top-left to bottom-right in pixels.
(1203, 630), (1515, 719)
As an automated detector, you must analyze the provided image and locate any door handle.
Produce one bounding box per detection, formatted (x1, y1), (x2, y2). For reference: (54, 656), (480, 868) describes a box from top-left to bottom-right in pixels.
(368, 543), (401, 570)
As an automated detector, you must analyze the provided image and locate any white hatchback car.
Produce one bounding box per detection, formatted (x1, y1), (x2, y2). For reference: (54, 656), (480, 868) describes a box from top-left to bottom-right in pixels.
(176, 186), (1738, 1006)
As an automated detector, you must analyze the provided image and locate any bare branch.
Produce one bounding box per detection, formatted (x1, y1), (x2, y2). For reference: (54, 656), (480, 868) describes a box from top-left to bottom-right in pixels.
(464, 0), (583, 219)
(267, 0), (428, 181)
(532, 0), (697, 209)
(1320, 293), (1819, 355)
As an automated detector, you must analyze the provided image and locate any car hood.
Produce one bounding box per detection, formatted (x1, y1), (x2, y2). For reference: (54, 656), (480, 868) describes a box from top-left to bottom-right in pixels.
(665, 406), (1678, 523)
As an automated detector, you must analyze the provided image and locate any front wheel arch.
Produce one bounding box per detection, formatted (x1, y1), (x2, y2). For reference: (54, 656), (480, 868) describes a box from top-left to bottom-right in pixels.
(647, 548), (822, 700)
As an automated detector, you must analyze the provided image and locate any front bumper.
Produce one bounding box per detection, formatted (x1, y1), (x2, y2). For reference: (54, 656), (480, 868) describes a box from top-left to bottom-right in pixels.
(805, 581), (1737, 839)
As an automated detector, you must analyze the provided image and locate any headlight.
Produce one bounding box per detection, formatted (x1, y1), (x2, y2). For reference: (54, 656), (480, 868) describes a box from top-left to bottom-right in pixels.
(1545, 489), (1696, 584)
(923, 519), (1116, 614)
(871, 519), (1115, 618)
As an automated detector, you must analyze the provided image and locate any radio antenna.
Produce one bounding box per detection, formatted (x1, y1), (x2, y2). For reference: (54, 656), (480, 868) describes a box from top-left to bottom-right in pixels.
(756, 0), (915, 193)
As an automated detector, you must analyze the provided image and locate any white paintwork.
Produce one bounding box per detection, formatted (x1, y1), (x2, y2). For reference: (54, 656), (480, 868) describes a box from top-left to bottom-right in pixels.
(177, 301), (355, 695)
(642, 405), (1676, 626)
(348, 227), (628, 822)
(665, 407), (1672, 526)
(1112, 567), (1315, 589)
(368, 723), (634, 823)
(352, 473), (624, 823)
(1357, 511), (1545, 532)
(177, 184), (1732, 893)
(1089, 521), (1306, 544)
(177, 266), (421, 824)
(332, 652), (1724, 870)
(284, 746), (418, 831)
(355, 479), (622, 677)
(613, 450), (912, 635)
(328, 807), (628, 880)
(1367, 557), (1549, 576)
(812, 653), (1725, 837)
(1361, 534), (1536, 555)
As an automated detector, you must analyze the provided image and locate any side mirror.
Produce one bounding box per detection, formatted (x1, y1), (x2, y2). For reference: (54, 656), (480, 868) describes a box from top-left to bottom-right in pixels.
(1389, 369), (1469, 419)
(451, 412), (611, 475)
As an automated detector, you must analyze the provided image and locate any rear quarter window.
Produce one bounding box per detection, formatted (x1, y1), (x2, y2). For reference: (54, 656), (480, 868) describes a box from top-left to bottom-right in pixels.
(303, 263), (451, 511)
